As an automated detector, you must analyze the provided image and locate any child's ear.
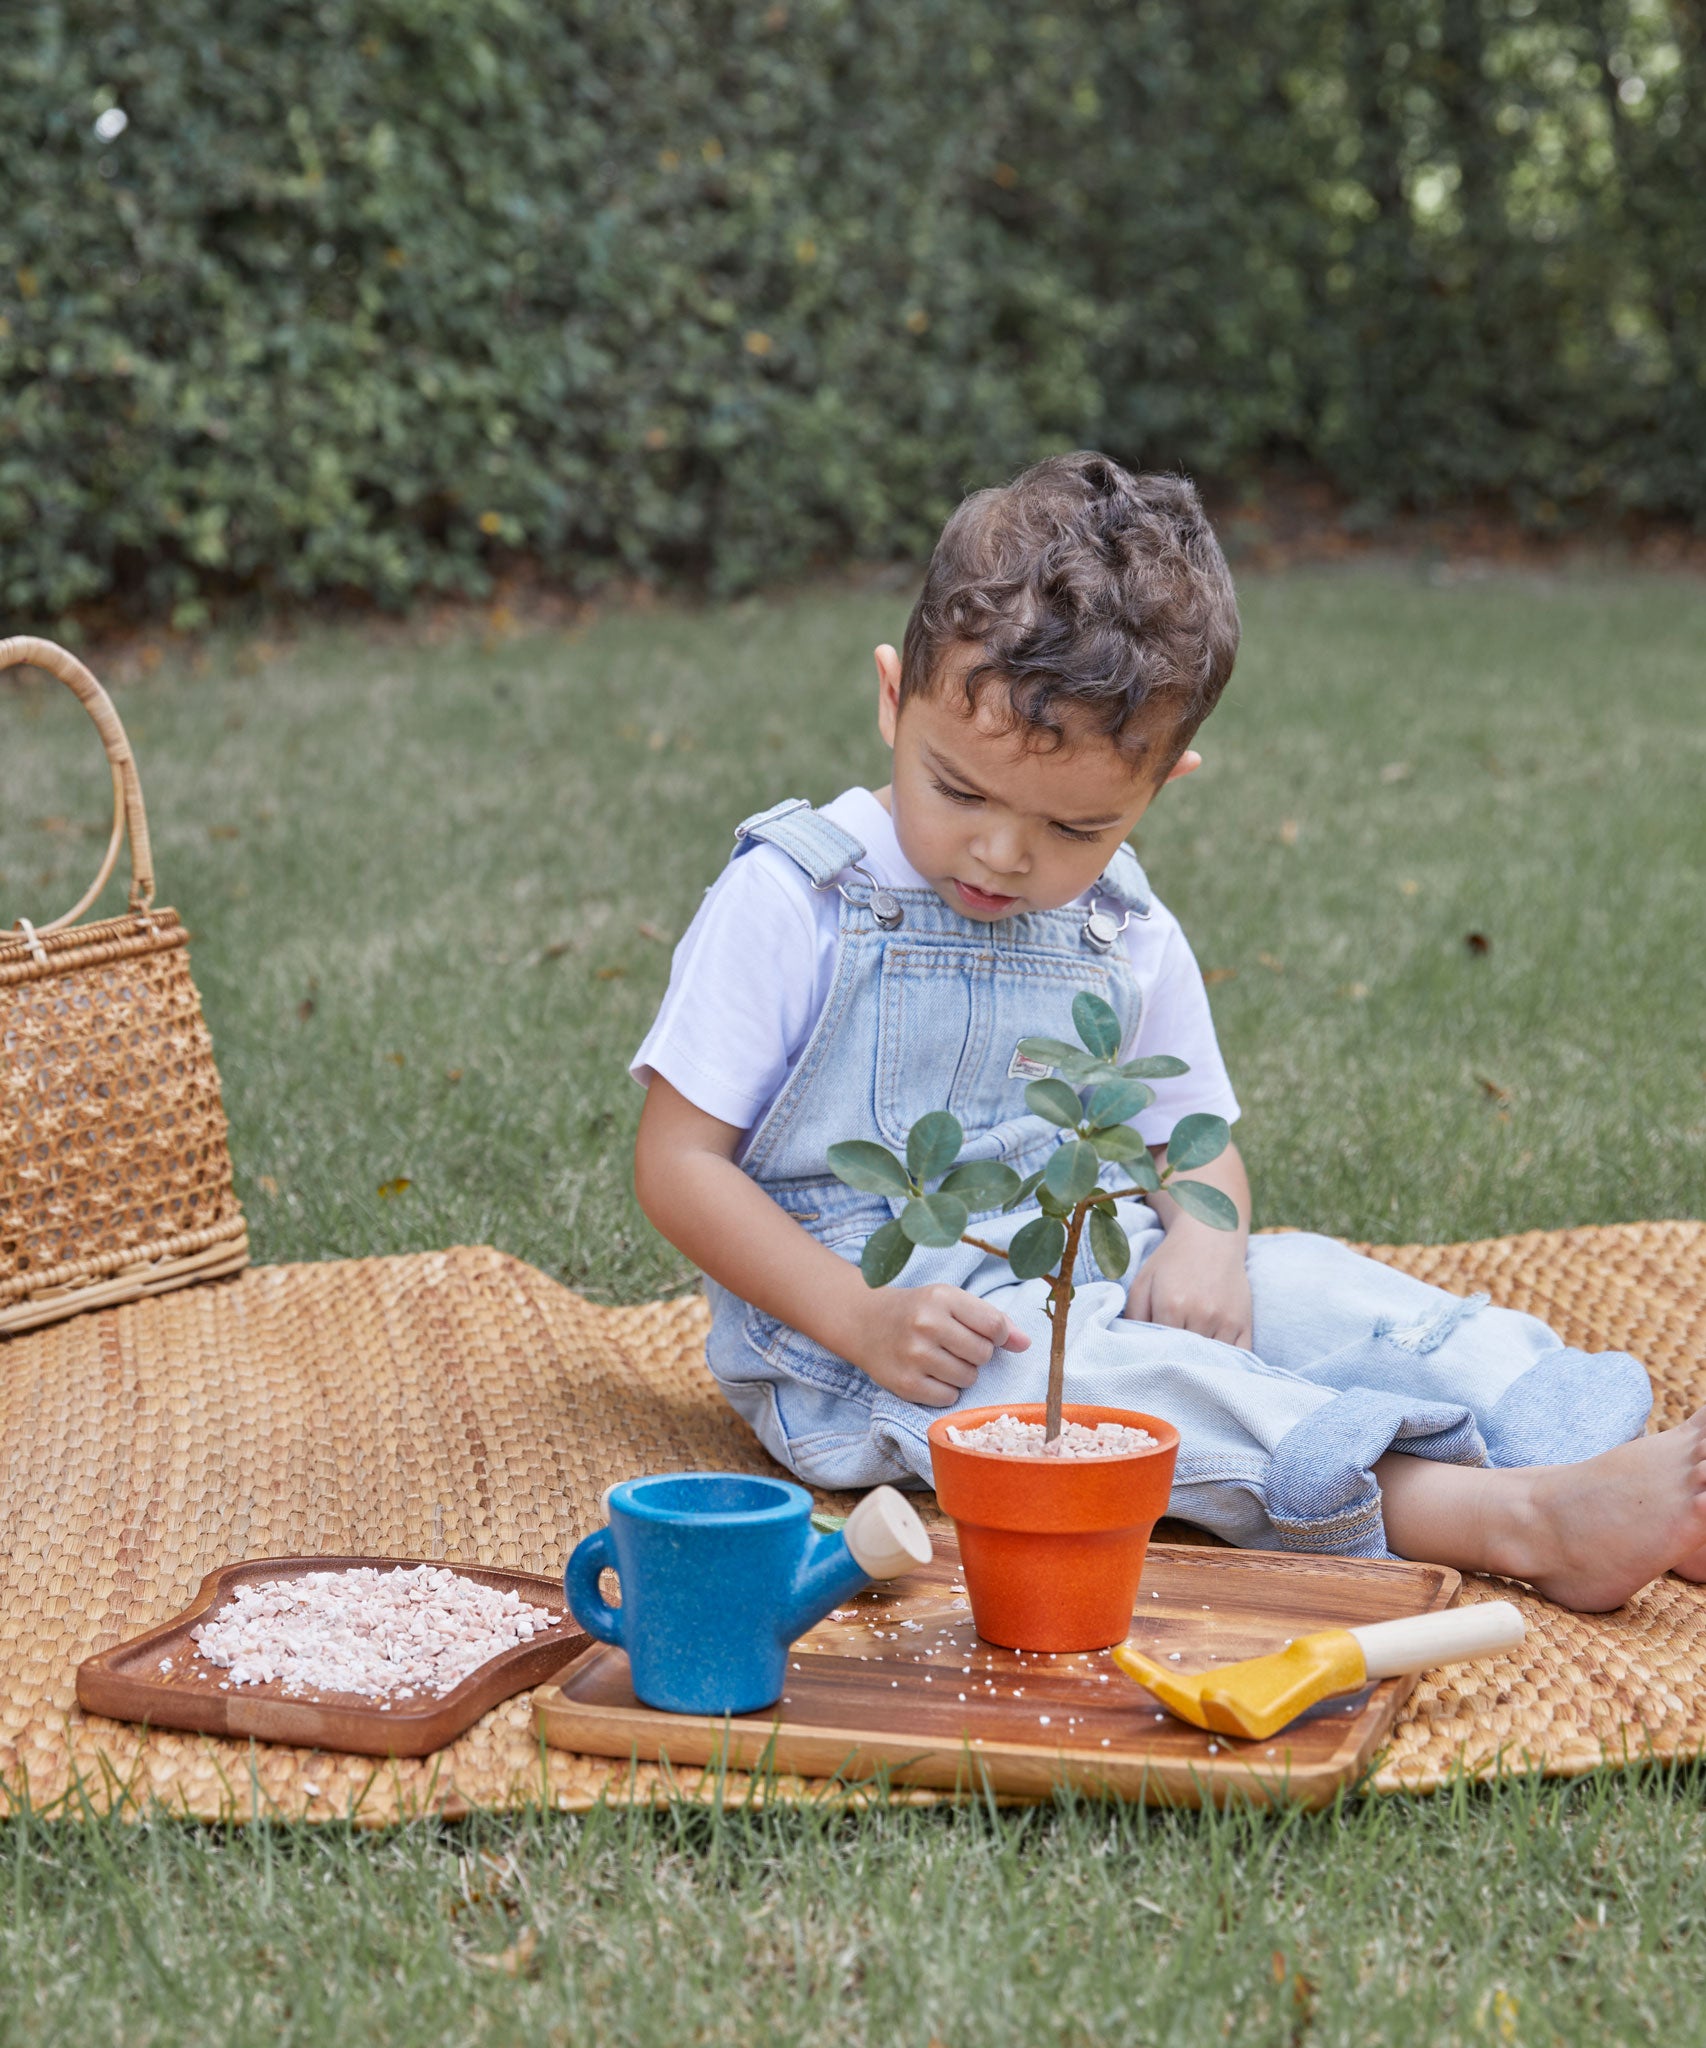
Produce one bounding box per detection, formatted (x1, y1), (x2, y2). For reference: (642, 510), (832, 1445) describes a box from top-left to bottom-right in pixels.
(875, 644), (902, 747)
(1162, 749), (1202, 785)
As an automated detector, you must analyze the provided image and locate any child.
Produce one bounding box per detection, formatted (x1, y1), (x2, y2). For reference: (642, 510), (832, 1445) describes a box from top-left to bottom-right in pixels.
(631, 451), (1706, 1613)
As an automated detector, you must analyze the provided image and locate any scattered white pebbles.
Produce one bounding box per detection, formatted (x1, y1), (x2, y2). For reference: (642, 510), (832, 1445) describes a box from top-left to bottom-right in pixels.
(190, 1566), (561, 1701)
(946, 1414), (1159, 1459)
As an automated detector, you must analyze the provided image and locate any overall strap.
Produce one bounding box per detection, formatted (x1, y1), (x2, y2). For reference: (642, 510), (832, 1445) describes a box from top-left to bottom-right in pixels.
(1094, 841), (1154, 918)
(731, 797), (866, 888)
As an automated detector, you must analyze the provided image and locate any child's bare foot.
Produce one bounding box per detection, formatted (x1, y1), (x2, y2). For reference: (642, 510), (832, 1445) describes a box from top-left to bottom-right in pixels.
(1379, 1410), (1706, 1611)
(1486, 1409), (1706, 1610)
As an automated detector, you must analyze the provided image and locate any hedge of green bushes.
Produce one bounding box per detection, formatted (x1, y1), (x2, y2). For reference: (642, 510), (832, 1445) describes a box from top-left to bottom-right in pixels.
(3, 0), (1702, 618)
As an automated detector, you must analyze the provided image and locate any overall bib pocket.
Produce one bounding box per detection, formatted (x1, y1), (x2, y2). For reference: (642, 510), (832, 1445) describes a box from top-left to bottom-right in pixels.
(871, 939), (1133, 1152)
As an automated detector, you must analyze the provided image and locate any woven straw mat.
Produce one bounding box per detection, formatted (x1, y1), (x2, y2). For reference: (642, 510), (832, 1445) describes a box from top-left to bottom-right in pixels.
(1, 1223), (1702, 1822)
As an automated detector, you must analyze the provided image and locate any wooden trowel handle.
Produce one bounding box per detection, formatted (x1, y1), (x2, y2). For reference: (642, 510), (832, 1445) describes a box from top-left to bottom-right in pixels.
(1349, 1600), (1526, 1680)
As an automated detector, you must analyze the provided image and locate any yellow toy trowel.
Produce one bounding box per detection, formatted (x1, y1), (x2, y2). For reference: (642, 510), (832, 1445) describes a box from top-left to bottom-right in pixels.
(1113, 1600), (1526, 1742)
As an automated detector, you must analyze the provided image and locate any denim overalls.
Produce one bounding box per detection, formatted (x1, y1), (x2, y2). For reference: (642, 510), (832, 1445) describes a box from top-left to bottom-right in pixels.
(703, 799), (1652, 1557)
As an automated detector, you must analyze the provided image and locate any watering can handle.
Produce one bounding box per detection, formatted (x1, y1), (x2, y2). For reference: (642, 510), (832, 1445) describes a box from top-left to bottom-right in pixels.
(564, 1526), (625, 1649)
(1349, 1599), (1525, 1680)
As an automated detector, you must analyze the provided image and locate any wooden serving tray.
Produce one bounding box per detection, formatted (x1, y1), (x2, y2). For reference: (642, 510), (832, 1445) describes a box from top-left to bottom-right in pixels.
(534, 1538), (1458, 1808)
(77, 1556), (586, 1758)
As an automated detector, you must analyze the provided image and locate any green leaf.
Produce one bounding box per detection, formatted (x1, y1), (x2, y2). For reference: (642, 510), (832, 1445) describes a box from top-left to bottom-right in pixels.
(1035, 1183), (1071, 1219)
(1002, 1169), (1046, 1213)
(1166, 1112), (1231, 1172)
(1091, 1123), (1151, 1165)
(1072, 990), (1122, 1059)
(1016, 1038), (1117, 1085)
(1117, 1150), (1161, 1193)
(827, 1140), (912, 1198)
(809, 1512), (848, 1534)
(1013, 1036), (1080, 1068)
(860, 1218), (914, 1286)
(1166, 1179), (1241, 1231)
(900, 1191), (970, 1247)
(1066, 1052), (1115, 1083)
(1086, 1076), (1153, 1128)
(1089, 1202), (1131, 1281)
(1025, 1078), (1084, 1129)
(906, 1110), (963, 1183)
(1119, 1054), (1190, 1080)
(1042, 1138), (1099, 1207)
(938, 1160), (1021, 1210)
(1007, 1215), (1066, 1282)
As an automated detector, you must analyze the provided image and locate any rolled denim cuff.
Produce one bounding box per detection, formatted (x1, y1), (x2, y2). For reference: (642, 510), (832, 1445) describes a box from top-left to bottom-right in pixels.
(1481, 1346), (1651, 1468)
(1263, 1389), (1490, 1560)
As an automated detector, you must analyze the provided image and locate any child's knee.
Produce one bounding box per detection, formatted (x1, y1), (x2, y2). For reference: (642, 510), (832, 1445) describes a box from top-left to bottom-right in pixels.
(1480, 1346), (1652, 1467)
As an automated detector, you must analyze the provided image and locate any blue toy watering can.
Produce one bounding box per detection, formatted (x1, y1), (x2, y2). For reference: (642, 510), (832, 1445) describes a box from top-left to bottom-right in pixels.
(565, 1471), (931, 1715)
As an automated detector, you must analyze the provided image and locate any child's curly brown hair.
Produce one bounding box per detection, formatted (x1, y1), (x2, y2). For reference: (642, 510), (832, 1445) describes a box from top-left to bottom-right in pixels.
(900, 452), (1240, 776)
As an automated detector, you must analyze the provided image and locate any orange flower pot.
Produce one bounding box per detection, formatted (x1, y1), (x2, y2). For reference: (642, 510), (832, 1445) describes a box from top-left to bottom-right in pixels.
(926, 1402), (1180, 1652)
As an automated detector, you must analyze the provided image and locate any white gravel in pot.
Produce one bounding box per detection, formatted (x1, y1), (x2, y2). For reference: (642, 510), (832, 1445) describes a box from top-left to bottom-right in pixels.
(945, 1415), (1159, 1458)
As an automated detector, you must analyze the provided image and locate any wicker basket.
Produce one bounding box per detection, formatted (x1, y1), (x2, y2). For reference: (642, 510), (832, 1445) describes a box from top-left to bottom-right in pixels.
(1, 635), (247, 1336)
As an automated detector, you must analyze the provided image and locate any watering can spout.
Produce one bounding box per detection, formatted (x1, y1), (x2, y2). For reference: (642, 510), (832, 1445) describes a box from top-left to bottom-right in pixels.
(778, 1487), (933, 1643)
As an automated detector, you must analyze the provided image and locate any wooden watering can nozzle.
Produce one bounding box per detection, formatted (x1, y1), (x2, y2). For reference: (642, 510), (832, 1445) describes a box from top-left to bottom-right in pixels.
(841, 1487), (932, 1580)
(1112, 1599), (1527, 1743)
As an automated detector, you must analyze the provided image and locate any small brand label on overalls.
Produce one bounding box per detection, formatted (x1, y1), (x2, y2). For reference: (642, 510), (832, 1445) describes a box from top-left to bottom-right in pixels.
(1008, 1047), (1054, 1081)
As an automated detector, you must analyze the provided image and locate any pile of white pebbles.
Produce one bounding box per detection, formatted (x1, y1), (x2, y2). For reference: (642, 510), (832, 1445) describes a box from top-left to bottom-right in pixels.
(189, 1565), (562, 1700)
(947, 1414), (1160, 1459)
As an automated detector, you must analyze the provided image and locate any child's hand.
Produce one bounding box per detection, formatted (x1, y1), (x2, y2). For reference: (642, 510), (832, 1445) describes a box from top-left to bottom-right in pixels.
(849, 1286), (1031, 1408)
(1125, 1231), (1253, 1350)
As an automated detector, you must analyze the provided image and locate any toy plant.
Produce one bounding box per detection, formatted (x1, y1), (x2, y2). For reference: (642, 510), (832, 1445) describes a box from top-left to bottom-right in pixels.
(827, 992), (1237, 1448)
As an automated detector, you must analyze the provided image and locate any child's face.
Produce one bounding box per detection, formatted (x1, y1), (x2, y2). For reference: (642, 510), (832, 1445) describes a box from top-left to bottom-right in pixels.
(874, 643), (1198, 920)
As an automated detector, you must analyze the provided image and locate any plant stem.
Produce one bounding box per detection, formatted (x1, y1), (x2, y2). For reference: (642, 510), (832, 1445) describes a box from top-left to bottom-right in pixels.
(953, 1176), (1149, 1448)
(1042, 1199), (1096, 1446)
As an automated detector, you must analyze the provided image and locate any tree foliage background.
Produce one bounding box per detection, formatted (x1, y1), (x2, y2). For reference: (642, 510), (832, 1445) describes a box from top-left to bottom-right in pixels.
(2, 0), (1702, 619)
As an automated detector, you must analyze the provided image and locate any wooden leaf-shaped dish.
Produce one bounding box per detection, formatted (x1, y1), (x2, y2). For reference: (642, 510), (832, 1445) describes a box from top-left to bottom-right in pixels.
(77, 1555), (587, 1757)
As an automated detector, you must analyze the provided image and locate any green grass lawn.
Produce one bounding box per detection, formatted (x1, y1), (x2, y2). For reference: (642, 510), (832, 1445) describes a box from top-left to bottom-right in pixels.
(3, 564), (1705, 2044)
(7, 1768), (1706, 2046)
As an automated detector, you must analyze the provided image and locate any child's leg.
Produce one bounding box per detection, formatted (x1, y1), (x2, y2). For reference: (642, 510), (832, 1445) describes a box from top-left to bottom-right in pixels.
(1238, 1227), (1706, 1605)
(1244, 1231), (1653, 1467)
(1376, 1420), (1706, 1610)
(1000, 1210), (1696, 1607)
(959, 1256), (1494, 1559)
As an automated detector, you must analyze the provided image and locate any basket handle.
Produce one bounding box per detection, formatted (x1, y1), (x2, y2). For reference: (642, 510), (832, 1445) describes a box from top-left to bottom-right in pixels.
(1, 635), (155, 934)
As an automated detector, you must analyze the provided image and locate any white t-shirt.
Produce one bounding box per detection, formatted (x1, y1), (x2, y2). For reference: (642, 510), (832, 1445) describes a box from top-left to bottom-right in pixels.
(630, 787), (1240, 1149)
